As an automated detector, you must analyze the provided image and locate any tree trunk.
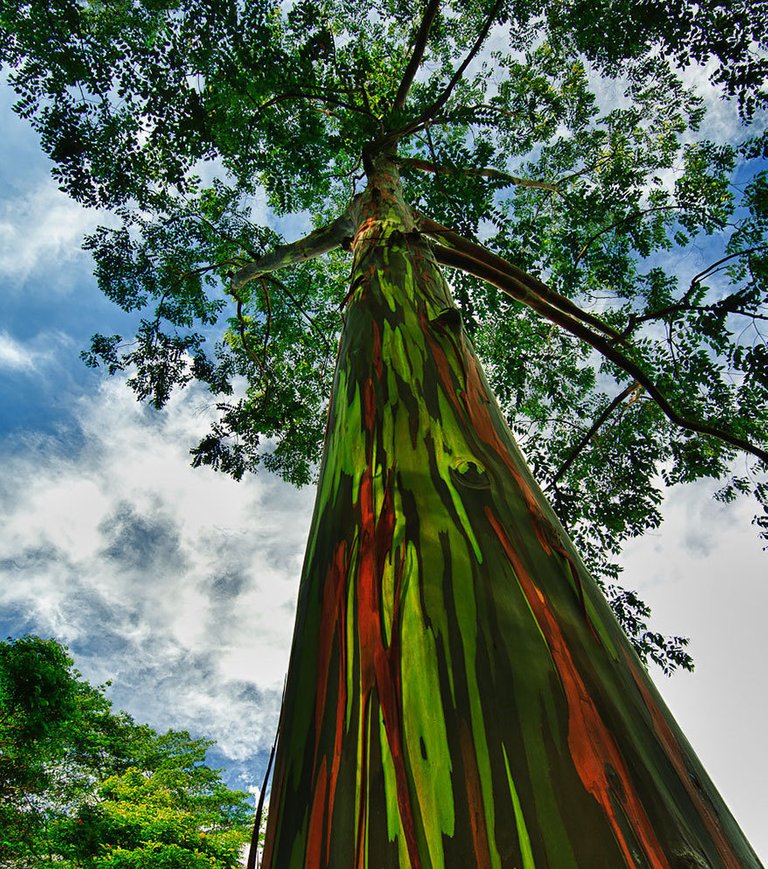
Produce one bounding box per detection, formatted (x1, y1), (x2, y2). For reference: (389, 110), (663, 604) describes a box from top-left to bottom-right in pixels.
(261, 156), (761, 868)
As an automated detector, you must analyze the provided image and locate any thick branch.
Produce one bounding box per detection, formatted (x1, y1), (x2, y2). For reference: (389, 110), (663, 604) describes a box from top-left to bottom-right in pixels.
(419, 0), (504, 124)
(419, 215), (622, 341)
(400, 157), (560, 192)
(550, 382), (640, 485)
(393, 0), (442, 111)
(431, 238), (768, 465)
(232, 209), (357, 290)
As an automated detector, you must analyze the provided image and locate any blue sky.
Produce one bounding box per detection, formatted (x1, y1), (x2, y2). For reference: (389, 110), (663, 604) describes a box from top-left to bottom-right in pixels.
(1, 69), (767, 860)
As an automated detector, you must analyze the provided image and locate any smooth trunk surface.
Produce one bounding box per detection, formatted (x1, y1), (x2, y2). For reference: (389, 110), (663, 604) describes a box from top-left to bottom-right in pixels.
(262, 160), (760, 868)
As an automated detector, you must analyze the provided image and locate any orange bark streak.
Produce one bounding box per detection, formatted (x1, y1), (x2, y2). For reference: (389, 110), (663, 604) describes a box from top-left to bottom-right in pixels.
(314, 541), (348, 763)
(459, 718), (493, 869)
(306, 757), (328, 869)
(486, 508), (670, 868)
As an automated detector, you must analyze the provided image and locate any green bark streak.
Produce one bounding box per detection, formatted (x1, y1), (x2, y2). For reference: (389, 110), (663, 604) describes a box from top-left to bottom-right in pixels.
(261, 157), (761, 868)
(502, 744), (535, 869)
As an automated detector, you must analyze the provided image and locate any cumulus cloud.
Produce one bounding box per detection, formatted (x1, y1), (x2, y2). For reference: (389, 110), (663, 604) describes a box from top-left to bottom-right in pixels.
(0, 376), (314, 768)
(0, 180), (111, 288)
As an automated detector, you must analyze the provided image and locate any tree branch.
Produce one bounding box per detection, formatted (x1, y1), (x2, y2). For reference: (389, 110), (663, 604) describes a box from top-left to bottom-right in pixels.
(400, 157), (560, 192)
(257, 89), (374, 118)
(549, 382), (640, 485)
(418, 215), (622, 341)
(262, 274), (334, 353)
(386, 0), (504, 143)
(392, 0), (442, 111)
(232, 208), (357, 290)
(615, 247), (763, 340)
(689, 248), (755, 289)
(417, 0), (505, 125)
(234, 298), (266, 373)
(429, 236), (768, 465)
(574, 203), (712, 265)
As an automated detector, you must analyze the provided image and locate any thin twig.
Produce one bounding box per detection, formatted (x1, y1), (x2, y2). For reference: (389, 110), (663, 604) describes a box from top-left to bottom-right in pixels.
(574, 203), (712, 265)
(549, 382), (640, 485)
(235, 299), (266, 373)
(263, 275), (333, 353)
(393, 0), (442, 111)
(256, 89), (374, 118)
(615, 248), (763, 340)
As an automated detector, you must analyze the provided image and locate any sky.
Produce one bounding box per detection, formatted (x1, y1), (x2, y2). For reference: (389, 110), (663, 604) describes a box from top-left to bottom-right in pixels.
(0, 64), (767, 863)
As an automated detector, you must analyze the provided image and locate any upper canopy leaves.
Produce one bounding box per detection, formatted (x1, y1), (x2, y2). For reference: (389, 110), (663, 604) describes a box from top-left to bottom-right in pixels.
(2, 0), (767, 670)
(2, 0), (765, 209)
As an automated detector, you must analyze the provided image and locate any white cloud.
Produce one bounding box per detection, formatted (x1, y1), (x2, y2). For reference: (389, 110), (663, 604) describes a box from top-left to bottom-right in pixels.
(0, 180), (110, 288)
(0, 377), (314, 761)
(0, 331), (38, 370)
(623, 481), (768, 861)
(679, 58), (767, 144)
(0, 329), (71, 373)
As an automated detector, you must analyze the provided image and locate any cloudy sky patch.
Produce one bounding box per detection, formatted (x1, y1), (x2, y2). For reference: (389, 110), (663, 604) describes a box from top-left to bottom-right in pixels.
(0, 376), (314, 777)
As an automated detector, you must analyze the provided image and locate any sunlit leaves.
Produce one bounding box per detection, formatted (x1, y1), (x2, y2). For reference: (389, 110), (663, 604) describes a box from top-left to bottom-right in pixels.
(3, 0), (768, 673)
(0, 636), (251, 867)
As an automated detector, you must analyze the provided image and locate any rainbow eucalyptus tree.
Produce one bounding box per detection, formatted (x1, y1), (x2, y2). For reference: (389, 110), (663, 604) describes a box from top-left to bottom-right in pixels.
(2, 0), (767, 864)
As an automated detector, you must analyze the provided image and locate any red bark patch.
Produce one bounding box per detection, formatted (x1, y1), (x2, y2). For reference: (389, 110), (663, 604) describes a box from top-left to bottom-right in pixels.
(363, 377), (377, 433)
(459, 718), (493, 869)
(356, 465), (421, 866)
(372, 320), (383, 380)
(314, 541), (349, 764)
(486, 508), (670, 868)
(306, 757), (328, 869)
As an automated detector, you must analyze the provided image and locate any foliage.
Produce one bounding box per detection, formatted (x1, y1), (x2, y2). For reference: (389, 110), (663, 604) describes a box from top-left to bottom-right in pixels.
(1, 0), (767, 674)
(0, 636), (251, 868)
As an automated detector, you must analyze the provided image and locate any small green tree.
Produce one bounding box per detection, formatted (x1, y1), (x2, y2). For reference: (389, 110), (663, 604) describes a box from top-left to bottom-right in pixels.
(53, 766), (250, 868)
(0, 636), (251, 868)
(0, 635), (103, 864)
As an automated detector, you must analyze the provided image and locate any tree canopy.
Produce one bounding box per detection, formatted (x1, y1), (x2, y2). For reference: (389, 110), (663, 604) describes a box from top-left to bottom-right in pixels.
(0, 635), (252, 868)
(1, 0), (767, 674)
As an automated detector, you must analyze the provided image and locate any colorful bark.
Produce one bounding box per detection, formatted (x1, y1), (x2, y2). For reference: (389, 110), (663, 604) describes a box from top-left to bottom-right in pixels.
(261, 156), (761, 868)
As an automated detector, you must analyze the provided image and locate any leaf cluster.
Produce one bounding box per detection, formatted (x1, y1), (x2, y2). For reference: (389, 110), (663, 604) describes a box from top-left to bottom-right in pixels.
(0, 636), (251, 868)
(3, 0), (768, 672)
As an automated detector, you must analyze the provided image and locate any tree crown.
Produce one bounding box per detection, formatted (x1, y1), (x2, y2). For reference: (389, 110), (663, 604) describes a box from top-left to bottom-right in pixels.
(1, 0), (767, 671)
